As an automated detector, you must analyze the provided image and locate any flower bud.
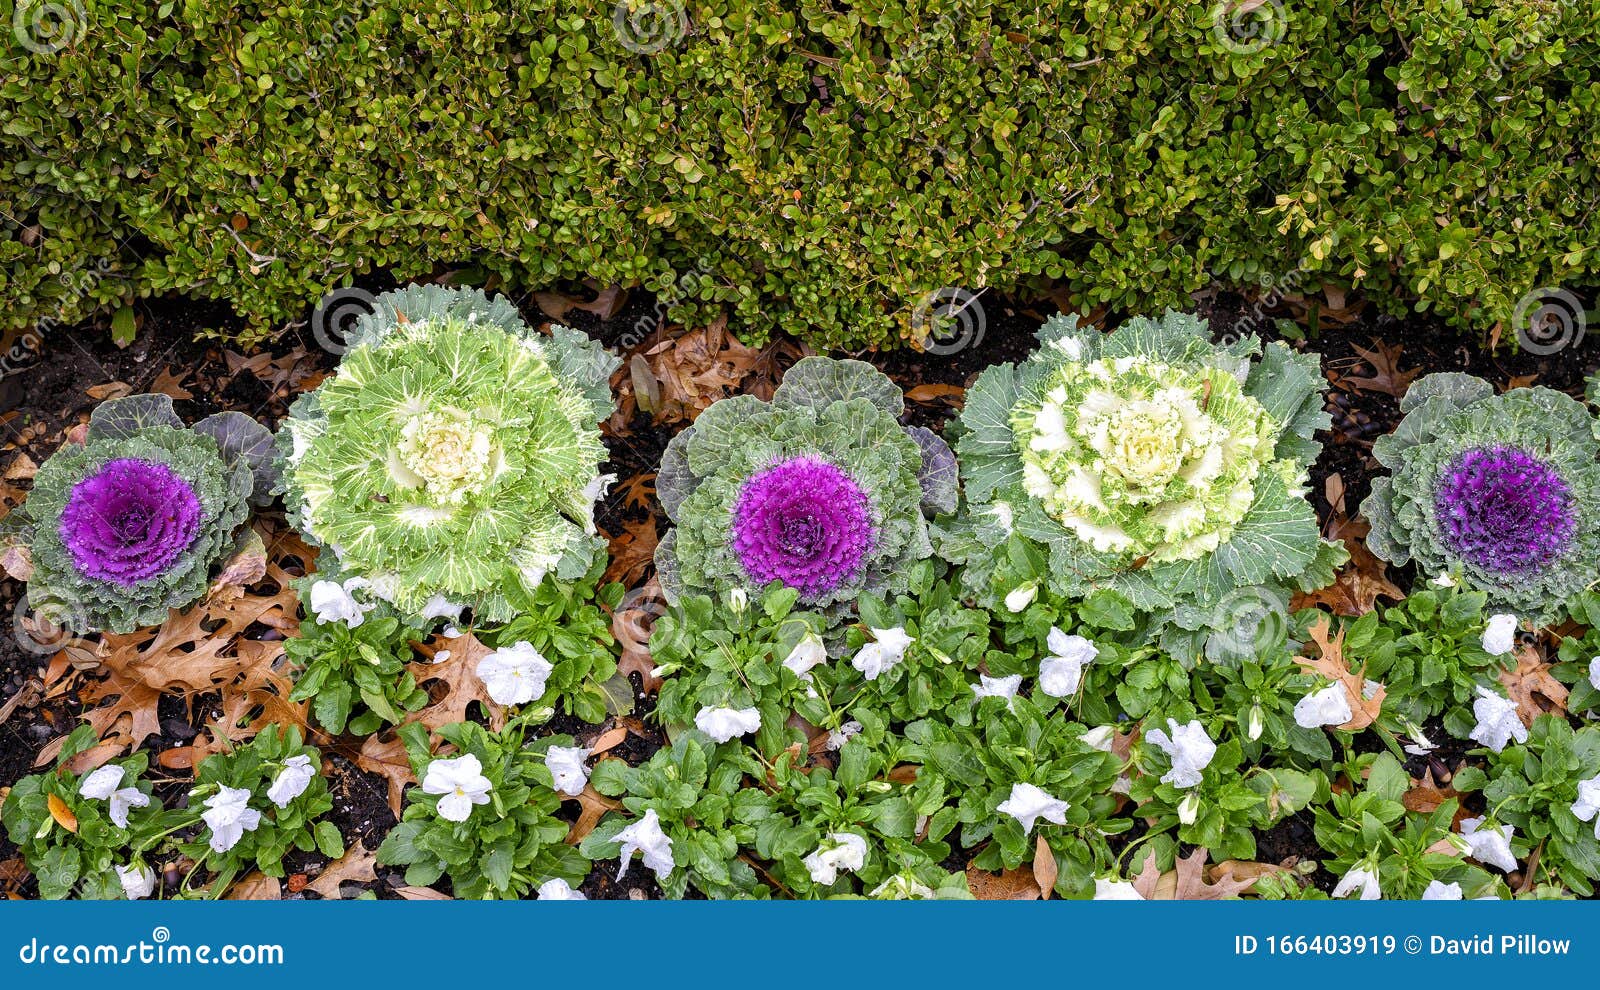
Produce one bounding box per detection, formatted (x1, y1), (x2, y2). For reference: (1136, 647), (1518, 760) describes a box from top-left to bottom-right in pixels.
(1247, 705), (1264, 742)
(1177, 792), (1200, 825)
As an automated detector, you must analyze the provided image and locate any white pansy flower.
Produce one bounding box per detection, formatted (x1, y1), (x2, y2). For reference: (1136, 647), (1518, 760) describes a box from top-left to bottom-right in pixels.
(1038, 628), (1097, 698)
(1332, 865), (1381, 900)
(419, 594), (465, 623)
(1293, 682), (1352, 729)
(79, 765), (150, 829)
(802, 832), (869, 885)
(1571, 774), (1600, 839)
(826, 720), (863, 751)
(1145, 718), (1216, 789)
(1430, 572), (1457, 588)
(1469, 686), (1527, 753)
(1093, 878), (1144, 900)
(545, 746), (591, 797)
(615, 808), (675, 880)
(1588, 657), (1600, 693)
(972, 673), (1022, 706)
(536, 878), (586, 900)
(851, 627), (914, 680)
(694, 706), (760, 743)
(1459, 817), (1518, 873)
(1080, 725), (1117, 752)
(995, 781), (1070, 833)
(421, 754), (493, 823)
(201, 785), (263, 854)
(114, 863), (157, 900)
(782, 632), (828, 678)
(1481, 613), (1519, 656)
(1422, 880), (1463, 900)
(1005, 582), (1039, 613)
(728, 588), (749, 613)
(309, 577), (377, 628)
(476, 641), (553, 706)
(869, 873), (938, 900)
(266, 754), (316, 808)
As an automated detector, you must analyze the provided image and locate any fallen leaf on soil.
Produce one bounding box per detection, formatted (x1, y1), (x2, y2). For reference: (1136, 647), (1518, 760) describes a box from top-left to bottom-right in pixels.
(225, 873), (282, 900)
(85, 381), (133, 401)
(1296, 615), (1385, 731)
(307, 841), (377, 899)
(905, 383), (966, 408)
(1343, 340), (1421, 398)
(588, 725), (628, 756)
(534, 285), (627, 323)
(568, 782), (624, 846)
(612, 577), (665, 692)
(1032, 834), (1058, 899)
(603, 517), (659, 589)
(1208, 860), (1290, 885)
(966, 862), (1041, 900)
(1132, 848), (1255, 900)
(355, 733), (417, 818)
(46, 794), (77, 833)
(395, 885), (452, 900)
(1291, 484), (1402, 616)
(1499, 646), (1568, 723)
(149, 367), (193, 400)
(408, 632), (505, 732)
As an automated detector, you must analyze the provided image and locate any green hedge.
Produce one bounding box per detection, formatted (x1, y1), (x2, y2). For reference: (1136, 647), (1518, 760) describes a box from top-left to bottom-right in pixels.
(2, 0), (1595, 350)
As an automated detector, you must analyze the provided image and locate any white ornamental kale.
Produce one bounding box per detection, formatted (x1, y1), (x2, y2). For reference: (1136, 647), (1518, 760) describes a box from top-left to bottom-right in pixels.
(1361, 373), (1600, 624)
(653, 357), (956, 620)
(278, 285), (619, 620)
(942, 311), (1343, 658)
(10, 393), (276, 633)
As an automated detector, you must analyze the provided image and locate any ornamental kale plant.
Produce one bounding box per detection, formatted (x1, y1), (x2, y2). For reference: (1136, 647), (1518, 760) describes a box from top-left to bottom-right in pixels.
(655, 357), (956, 621)
(944, 311), (1343, 661)
(279, 284), (619, 621)
(13, 394), (275, 632)
(376, 720), (590, 899)
(1362, 373), (1600, 622)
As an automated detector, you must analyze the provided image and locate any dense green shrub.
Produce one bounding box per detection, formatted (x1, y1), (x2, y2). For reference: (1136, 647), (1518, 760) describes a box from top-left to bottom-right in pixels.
(3, 1), (1596, 349)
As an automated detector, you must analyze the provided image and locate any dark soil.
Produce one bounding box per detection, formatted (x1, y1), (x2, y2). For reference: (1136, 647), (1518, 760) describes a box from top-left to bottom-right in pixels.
(2, 273), (1596, 900)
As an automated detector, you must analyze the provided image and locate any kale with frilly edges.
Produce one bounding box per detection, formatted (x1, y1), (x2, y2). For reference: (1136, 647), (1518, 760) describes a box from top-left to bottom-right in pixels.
(9, 394), (274, 633)
(1361, 373), (1600, 623)
(654, 356), (957, 621)
(276, 285), (619, 621)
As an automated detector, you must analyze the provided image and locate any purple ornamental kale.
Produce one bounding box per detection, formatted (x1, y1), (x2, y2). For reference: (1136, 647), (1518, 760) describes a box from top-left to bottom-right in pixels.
(58, 458), (203, 586)
(731, 455), (874, 598)
(1434, 445), (1576, 575)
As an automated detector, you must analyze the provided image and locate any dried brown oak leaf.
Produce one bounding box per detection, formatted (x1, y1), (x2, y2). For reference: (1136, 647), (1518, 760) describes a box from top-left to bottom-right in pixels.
(1132, 848), (1256, 900)
(307, 841), (377, 900)
(408, 632), (506, 732)
(1296, 615), (1385, 731)
(1499, 646), (1569, 723)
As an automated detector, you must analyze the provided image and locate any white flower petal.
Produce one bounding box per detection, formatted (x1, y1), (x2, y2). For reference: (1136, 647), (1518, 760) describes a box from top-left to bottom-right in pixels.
(694, 706), (761, 743)
(995, 781), (1070, 833)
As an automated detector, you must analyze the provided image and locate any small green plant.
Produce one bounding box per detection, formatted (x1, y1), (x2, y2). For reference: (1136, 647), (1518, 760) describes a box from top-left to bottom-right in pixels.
(1453, 716), (1600, 895)
(287, 611), (430, 735)
(376, 720), (590, 899)
(177, 727), (342, 897)
(1, 726), (169, 899)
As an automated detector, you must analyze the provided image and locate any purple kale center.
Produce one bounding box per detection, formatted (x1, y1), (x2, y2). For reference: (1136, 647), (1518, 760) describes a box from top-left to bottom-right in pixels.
(1433, 445), (1576, 575)
(731, 455), (873, 598)
(58, 458), (204, 586)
